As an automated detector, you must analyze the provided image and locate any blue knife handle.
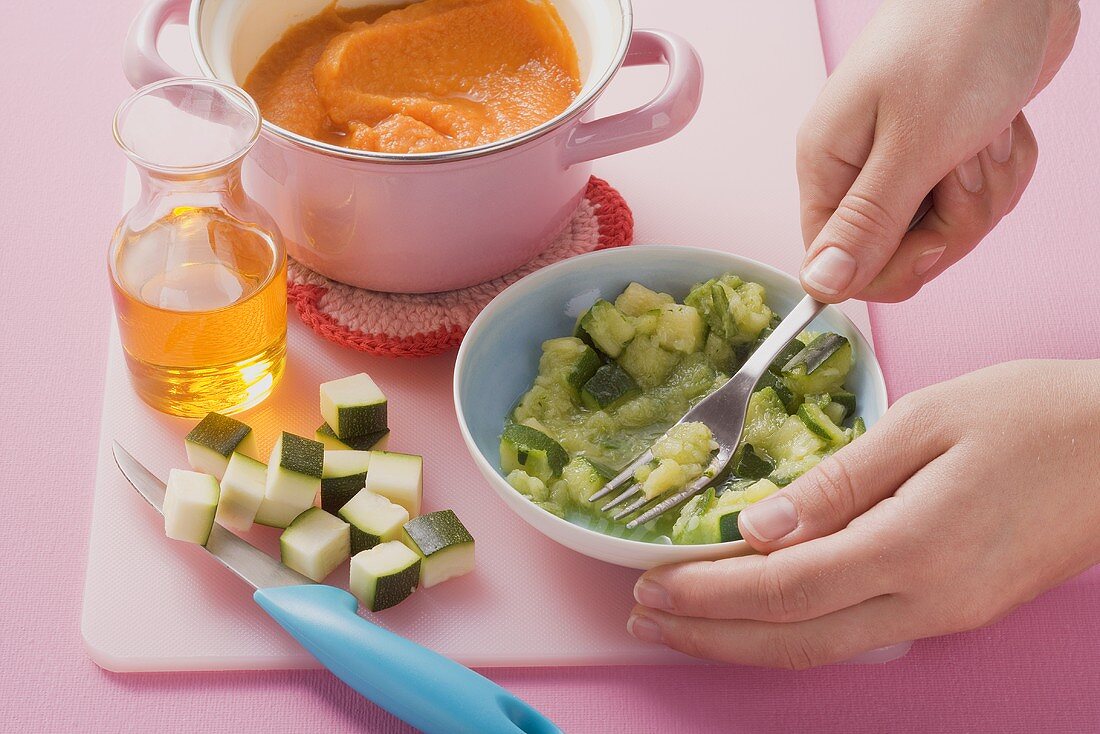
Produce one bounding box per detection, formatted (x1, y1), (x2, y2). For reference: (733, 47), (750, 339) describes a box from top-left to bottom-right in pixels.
(254, 585), (561, 734)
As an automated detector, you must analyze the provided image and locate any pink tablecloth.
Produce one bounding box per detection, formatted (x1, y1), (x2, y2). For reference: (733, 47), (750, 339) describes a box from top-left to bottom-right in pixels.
(2, 2), (1098, 732)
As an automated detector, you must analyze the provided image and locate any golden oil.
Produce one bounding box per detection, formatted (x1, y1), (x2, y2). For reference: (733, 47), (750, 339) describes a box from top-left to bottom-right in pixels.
(110, 206), (287, 417)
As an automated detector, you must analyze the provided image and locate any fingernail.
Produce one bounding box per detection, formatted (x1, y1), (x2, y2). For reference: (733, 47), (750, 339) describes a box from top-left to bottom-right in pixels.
(739, 496), (798, 542)
(634, 579), (672, 611)
(801, 247), (857, 296)
(955, 156), (984, 193)
(913, 246), (946, 277)
(627, 614), (663, 644)
(989, 126), (1013, 164)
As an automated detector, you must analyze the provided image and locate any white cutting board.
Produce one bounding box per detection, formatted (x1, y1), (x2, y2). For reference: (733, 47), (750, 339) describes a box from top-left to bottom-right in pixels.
(82, 0), (871, 671)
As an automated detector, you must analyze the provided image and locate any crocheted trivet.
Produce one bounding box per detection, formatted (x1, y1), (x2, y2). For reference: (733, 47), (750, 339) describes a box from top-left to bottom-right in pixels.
(287, 176), (634, 358)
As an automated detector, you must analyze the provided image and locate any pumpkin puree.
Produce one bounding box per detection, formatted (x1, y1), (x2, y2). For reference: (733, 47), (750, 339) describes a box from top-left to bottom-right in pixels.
(244, 0), (581, 154)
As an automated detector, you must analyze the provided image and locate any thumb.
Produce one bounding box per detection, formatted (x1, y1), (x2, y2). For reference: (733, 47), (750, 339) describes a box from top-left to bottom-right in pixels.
(799, 147), (931, 303)
(737, 397), (945, 553)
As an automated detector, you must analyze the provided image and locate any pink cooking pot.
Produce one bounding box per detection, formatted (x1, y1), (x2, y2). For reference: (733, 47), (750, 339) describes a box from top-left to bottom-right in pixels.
(124, 0), (703, 293)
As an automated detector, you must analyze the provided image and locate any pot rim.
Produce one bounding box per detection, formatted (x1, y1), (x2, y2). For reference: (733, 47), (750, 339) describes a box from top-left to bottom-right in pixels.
(188, 0), (634, 165)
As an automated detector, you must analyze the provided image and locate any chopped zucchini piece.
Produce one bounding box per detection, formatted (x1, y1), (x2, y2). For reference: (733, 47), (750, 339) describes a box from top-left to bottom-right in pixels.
(184, 412), (258, 481)
(561, 457), (614, 504)
(581, 363), (640, 410)
(742, 387), (789, 447)
(755, 370), (797, 412)
(315, 423), (389, 452)
(635, 422), (717, 499)
(767, 338), (807, 375)
(686, 275), (772, 345)
(763, 415), (827, 462)
(539, 337), (601, 393)
(364, 451), (423, 517)
(782, 334), (853, 395)
(797, 403), (850, 447)
(402, 510), (475, 588)
(617, 334), (680, 388)
(320, 373), (388, 439)
(823, 401), (847, 426)
(320, 450), (372, 514)
(264, 432), (324, 507)
(575, 300), (635, 358)
(164, 469), (219, 546)
(499, 424), (569, 482)
(734, 444), (774, 480)
(654, 304), (706, 354)
(830, 390), (858, 418)
(253, 495), (312, 529)
(279, 507), (350, 582)
(703, 332), (736, 373)
(506, 469), (550, 501)
(215, 452), (266, 532)
(350, 541), (421, 612)
(614, 282), (674, 316)
(770, 454), (823, 486)
(852, 417), (867, 439)
(338, 489), (410, 554)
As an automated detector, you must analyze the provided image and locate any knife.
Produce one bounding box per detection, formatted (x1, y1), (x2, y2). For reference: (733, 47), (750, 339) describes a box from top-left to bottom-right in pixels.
(113, 442), (560, 734)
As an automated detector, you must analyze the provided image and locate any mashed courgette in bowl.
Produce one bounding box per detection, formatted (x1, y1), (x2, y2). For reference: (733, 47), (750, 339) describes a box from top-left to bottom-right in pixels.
(499, 273), (865, 545)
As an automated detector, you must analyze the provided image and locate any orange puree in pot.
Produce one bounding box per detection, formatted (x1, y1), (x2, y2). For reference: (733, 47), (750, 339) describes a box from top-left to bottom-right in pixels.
(244, 0), (581, 154)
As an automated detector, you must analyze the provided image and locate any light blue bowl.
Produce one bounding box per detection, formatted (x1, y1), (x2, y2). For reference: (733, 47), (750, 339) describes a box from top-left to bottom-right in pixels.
(453, 245), (887, 569)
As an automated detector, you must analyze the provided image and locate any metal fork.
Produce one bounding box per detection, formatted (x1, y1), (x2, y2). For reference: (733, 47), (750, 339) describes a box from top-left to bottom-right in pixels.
(589, 196), (934, 529)
(588, 294), (825, 528)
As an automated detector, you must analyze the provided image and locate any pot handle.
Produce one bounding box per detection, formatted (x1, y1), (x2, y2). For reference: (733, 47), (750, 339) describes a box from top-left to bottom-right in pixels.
(563, 29), (703, 166)
(123, 0), (192, 89)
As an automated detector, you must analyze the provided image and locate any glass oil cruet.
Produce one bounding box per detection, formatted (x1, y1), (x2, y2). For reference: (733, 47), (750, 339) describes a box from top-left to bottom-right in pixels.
(109, 78), (287, 417)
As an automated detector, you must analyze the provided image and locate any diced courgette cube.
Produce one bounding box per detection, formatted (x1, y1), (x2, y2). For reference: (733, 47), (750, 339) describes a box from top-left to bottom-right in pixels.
(617, 334), (680, 388)
(320, 373), (388, 439)
(581, 363), (640, 410)
(315, 423), (390, 452)
(538, 337), (601, 393)
(734, 443), (774, 480)
(350, 541), (421, 612)
(764, 415), (827, 462)
(265, 432), (324, 507)
(185, 412), (258, 481)
(364, 451), (423, 517)
(499, 423), (569, 482)
(320, 450), (372, 514)
(797, 402), (850, 447)
(742, 387), (789, 447)
(561, 456), (614, 504)
(782, 334), (853, 395)
(164, 469), (220, 545)
(402, 510), (475, 588)
(575, 300), (635, 358)
(755, 370), (797, 412)
(654, 304), (706, 354)
(338, 489), (410, 554)
(851, 417), (867, 439)
(614, 282), (674, 316)
(279, 507), (350, 582)
(215, 452), (267, 532)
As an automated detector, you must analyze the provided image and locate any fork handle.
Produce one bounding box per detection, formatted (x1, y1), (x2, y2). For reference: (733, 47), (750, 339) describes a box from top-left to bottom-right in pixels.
(254, 585), (561, 734)
(738, 294), (826, 384)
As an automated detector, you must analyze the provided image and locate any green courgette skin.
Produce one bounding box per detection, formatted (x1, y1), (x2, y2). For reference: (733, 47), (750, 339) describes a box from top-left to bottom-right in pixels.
(500, 424), (569, 477)
(404, 511), (474, 557)
(783, 333), (849, 374)
(321, 475), (368, 515)
(581, 363), (640, 410)
(186, 413), (252, 457)
(734, 444), (774, 480)
(371, 560), (421, 612)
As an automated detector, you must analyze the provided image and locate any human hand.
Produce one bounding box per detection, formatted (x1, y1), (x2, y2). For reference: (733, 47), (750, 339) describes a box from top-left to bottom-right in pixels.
(627, 360), (1100, 668)
(797, 0), (1079, 303)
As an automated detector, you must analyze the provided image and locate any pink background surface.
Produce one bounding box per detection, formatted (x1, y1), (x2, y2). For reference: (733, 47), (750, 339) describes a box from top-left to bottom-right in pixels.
(2, 1), (1098, 732)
